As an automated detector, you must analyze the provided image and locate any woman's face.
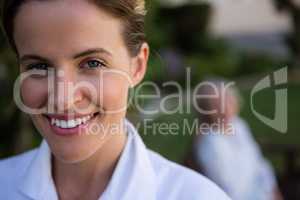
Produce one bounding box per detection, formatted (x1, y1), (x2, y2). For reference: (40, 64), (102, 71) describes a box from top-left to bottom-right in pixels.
(13, 0), (148, 163)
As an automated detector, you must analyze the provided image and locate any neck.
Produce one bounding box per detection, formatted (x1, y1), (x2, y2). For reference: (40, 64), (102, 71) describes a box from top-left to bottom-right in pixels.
(52, 126), (127, 200)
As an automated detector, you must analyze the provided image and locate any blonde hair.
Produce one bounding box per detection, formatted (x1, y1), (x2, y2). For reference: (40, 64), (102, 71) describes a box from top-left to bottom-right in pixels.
(2, 0), (147, 56)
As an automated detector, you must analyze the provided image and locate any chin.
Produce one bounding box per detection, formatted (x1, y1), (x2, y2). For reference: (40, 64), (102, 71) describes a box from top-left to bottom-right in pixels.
(49, 139), (103, 164)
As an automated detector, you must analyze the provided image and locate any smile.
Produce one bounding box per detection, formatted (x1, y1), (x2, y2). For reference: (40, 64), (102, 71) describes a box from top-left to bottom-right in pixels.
(44, 112), (100, 134)
(50, 114), (94, 129)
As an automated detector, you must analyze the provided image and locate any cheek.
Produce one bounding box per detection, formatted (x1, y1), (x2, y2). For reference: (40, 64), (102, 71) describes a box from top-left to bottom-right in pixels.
(95, 73), (130, 111)
(21, 78), (48, 109)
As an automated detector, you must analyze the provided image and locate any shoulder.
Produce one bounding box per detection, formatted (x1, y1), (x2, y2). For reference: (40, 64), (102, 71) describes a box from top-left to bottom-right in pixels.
(196, 134), (229, 158)
(233, 117), (251, 131)
(147, 150), (231, 200)
(0, 148), (38, 192)
(0, 148), (37, 172)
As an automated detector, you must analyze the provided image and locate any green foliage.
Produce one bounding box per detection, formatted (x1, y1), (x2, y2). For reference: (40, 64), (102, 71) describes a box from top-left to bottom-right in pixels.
(185, 40), (240, 82)
(145, 0), (170, 50)
(272, 0), (300, 67)
(236, 52), (288, 75)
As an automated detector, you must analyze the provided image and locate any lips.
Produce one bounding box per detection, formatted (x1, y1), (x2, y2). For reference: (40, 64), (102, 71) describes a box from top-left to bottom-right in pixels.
(43, 112), (100, 136)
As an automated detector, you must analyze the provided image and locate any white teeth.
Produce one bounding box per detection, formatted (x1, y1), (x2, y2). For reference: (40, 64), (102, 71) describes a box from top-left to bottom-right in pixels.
(60, 121), (67, 129)
(76, 118), (82, 126)
(67, 120), (76, 128)
(55, 119), (60, 127)
(50, 114), (95, 129)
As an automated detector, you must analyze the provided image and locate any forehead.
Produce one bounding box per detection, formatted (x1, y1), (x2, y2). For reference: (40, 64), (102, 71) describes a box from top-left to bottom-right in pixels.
(13, 0), (124, 58)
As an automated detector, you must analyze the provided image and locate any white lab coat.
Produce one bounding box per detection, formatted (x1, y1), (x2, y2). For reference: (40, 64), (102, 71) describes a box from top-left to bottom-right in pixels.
(195, 117), (276, 200)
(0, 119), (230, 200)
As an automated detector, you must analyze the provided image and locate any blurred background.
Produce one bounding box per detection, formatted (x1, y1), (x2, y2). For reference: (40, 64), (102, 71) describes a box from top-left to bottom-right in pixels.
(0, 0), (299, 199)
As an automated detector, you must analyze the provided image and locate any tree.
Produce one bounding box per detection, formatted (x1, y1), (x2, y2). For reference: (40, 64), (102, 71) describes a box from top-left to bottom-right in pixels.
(273, 0), (300, 67)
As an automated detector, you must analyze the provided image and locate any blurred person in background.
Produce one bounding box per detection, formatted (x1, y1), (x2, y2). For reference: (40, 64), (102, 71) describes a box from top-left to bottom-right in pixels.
(192, 79), (283, 200)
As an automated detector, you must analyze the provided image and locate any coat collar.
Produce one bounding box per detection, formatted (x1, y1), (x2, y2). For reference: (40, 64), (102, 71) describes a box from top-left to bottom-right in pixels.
(18, 119), (157, 200)
(100, 119), (157, 200)
(18, 140), (58, 200)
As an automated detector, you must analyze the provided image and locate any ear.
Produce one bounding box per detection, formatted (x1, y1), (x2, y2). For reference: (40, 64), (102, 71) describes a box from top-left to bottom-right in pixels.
(130, 42), (149, 87)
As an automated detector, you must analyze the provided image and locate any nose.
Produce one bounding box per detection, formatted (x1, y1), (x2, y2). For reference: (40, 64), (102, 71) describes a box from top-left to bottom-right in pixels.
(48, 69), (83, 114)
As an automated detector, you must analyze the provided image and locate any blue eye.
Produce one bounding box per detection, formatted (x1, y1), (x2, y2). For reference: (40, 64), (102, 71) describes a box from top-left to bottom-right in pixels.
(27, 63), (49, 71)
(82, 60), (106, 69)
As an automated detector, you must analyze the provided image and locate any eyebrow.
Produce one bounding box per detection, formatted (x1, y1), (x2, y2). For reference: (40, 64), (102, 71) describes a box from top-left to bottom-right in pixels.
(19, 48), (113, 63)
(73, 48), (112, 59)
